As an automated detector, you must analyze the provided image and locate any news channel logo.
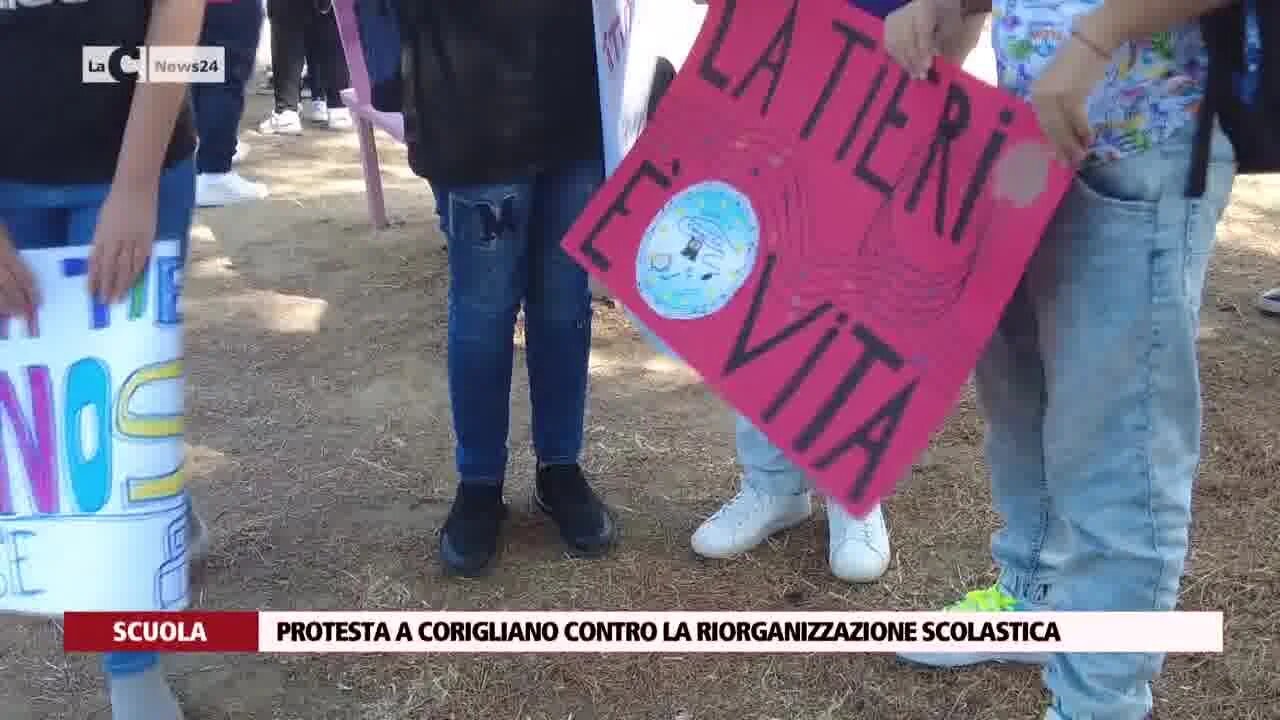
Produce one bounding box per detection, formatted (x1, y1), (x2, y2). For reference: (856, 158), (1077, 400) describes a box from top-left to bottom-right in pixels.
(82, 46), (226, 84)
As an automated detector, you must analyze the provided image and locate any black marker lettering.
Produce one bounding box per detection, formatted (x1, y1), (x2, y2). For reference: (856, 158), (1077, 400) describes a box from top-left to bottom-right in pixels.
(906, 82), (970, 237)
(952, 109), (1014, 242)
(835, 63), (888, 162)
(800, 20), (875, 140)
(699, 0), (737, 91)
(855, 69), (912, 197)
(793, 324), (902, 452)
(814, 379), (920, 504)
(761, 312), (848, 423)
(579, 160), (672, 271)
(723, 255), (834, 376)
(730, 0), (800, 117)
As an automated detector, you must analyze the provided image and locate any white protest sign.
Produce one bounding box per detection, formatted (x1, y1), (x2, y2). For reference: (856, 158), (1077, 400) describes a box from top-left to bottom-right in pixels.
(1, 241), (189, 614)
(592, 0), (707, 174)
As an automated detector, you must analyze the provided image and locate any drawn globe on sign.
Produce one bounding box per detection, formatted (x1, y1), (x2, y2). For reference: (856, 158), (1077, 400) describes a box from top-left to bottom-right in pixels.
(636, 181), (760, 320)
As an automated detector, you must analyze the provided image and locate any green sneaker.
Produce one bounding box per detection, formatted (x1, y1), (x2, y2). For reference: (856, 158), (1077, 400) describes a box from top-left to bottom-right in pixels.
(896, 584), (1050, 668)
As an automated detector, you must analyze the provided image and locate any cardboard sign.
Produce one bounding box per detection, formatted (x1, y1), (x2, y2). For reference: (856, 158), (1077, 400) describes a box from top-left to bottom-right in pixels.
(1, 242), (189, 614)
(592, 0), (708, 174)
(564, 0), (1072, 516)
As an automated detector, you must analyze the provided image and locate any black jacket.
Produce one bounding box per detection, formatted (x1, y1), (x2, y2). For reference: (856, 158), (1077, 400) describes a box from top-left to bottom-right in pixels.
(399, 0), (604, 186)
(0, 0), (195, 184)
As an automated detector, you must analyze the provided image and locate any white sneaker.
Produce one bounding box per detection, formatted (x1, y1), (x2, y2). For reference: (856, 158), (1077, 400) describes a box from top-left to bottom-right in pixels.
(196, 171), (269, 207)
(827, 501), (890, 583)
(301, 98), (328, 124)
(691, 486), (812, 559)
(257, 109), (303, 135)
(325, 107), (354, 130)
(231, 140), (249, 165)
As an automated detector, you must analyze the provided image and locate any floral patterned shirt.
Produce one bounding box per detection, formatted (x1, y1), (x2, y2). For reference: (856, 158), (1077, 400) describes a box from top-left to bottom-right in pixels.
(992, 0), (1208, 163)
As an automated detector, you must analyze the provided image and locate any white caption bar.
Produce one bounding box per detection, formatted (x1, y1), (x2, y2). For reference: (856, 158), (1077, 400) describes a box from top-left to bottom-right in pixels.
(256, 611), (1223, 654)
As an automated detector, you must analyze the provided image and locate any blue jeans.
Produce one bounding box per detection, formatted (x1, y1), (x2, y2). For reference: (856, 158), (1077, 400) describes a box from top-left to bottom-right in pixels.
(194, 0), (263, 174)
(978, 125), (1235, 720)
(628, 314), (810, 497)
(0, 157), (196, 680)
(0, 157), (195, 262)
(433, 157), (602, 485)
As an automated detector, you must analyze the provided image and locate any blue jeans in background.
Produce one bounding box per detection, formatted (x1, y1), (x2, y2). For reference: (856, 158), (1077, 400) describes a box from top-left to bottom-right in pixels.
(432, 157), (603, 485)
(0, 156), (196, 680)
(977, 125), (1235, 720)
(193, 0), (264, 174)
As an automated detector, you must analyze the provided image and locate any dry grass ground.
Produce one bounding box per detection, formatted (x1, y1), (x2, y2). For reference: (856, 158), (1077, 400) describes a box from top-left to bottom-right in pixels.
(1, 89), (1277, 719)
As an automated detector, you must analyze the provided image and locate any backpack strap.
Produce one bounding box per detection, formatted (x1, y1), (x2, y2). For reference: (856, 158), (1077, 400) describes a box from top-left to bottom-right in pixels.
(1187, 3), (1240, 198)
(1186, 87), (1215, 198)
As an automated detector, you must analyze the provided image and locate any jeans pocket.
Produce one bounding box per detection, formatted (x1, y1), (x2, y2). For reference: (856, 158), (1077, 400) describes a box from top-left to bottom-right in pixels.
(442, 186), (526, 253)
(1070, 165), (1161, 217)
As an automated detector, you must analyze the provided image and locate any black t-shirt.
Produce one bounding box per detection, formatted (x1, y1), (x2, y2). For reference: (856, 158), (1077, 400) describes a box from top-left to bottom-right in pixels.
(0, 0), (196, 185)
(400, 0), (604, 186)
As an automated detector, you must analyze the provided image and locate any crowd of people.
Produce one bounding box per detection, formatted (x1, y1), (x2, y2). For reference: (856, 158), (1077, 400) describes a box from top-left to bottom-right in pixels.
(191, 0), (353, 208)
(0, 0), (1270, 719)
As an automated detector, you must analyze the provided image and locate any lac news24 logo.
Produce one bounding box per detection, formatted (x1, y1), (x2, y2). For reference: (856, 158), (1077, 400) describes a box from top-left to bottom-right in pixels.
(83, 46), (225, 84)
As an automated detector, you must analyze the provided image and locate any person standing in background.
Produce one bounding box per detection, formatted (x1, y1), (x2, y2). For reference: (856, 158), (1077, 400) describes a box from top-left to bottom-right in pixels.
(258, 0), (352, 134)
(398, 0), (617, 576)
(1, 1), (209, 717)
(886, 1), (1237, 718)
(194, 0), (271, 206)
(685, 0), (986, 585)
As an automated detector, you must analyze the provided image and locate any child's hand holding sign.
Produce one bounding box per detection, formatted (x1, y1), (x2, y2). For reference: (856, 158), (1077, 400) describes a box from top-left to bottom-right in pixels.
(89, 183), (161, 305)
(0, 222), (38, 327)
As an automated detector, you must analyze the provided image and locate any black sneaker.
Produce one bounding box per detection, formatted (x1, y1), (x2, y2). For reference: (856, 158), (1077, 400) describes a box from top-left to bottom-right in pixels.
(439, 484), (506, 576)
(534, 464), (617, 556)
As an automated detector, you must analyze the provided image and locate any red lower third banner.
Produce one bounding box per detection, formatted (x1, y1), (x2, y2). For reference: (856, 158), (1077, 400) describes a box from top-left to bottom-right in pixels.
(64, 612), (261, 652)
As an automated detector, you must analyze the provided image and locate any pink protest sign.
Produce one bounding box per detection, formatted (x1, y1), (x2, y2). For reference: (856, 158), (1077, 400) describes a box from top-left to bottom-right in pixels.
(562, 0), (1073, 516)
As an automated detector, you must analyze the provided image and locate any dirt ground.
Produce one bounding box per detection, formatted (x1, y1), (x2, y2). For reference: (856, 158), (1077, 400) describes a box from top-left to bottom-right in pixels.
(2, 90), (1278, 719)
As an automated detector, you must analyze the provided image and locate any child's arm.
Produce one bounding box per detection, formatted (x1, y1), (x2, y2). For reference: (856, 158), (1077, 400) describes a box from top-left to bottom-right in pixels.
(1078, 0), (1236, 54)
(89, 0), (205, 303)
(114, 0), (206, 188)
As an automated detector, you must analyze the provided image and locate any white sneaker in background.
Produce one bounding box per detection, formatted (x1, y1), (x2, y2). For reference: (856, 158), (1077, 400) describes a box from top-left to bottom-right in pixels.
(691, 486), (812, 559)
(827, 501), (890, 583)
(257, 109), (303, 135)
(301, 98), (329, 124)
(196, 171), (270, 207)
(326, 107), (354, 130)
(231, 140), (249, 165)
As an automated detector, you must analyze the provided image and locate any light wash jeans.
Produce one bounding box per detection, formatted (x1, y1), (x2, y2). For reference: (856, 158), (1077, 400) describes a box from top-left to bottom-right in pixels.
(628, 315), (809, 496)
(979, 124), (1235, 720)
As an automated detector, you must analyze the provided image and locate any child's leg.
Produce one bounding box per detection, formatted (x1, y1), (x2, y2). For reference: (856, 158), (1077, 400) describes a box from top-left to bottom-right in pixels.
(311, 6), (349, 109)
(103, 652), (182, 720)
(194, 0), (263, 176)
(266, 0), (308, 113)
